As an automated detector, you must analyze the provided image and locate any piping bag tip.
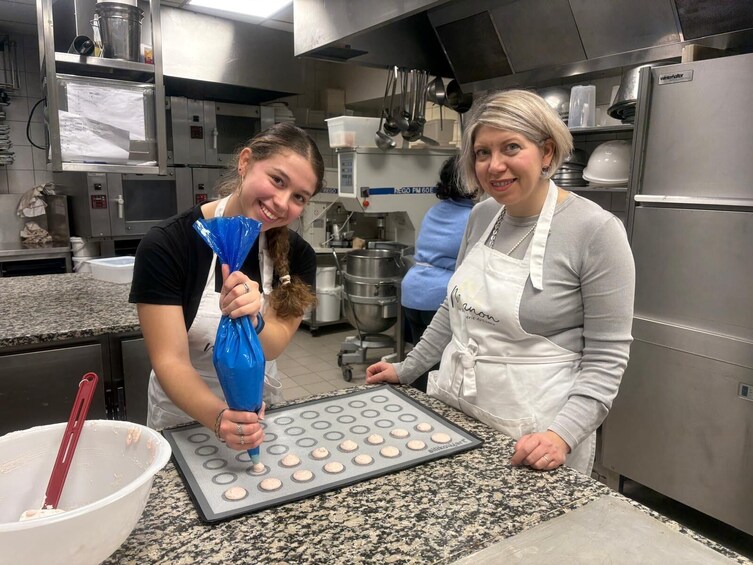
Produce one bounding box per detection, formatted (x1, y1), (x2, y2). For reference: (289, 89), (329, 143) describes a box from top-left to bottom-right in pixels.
(249, 448), (260, 465)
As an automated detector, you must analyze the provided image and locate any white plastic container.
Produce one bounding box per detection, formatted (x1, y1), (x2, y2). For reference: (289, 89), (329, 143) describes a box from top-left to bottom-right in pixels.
(316, 286), (342, 322)
(568, 85), (596, 128)
(0, 420), (171, 565)
(88, 256), (135, 284)
(325, 116), (381, 148)
(316, 266), (337, 288)
(70, 236), (101, 258)
(72, 256), (96, 273)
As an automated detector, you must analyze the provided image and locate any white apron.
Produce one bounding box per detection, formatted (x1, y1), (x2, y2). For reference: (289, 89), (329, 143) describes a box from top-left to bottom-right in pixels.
(147, 196), (284, 430)
(427, 181), (596, 474)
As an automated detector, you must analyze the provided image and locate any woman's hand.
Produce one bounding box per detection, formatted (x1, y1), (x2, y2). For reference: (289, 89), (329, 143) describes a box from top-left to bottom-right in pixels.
(220, 264), (262, 320)
(365, 361), (399, 384)
(217, 403), (266, 451)
(510, 430), (570, 471)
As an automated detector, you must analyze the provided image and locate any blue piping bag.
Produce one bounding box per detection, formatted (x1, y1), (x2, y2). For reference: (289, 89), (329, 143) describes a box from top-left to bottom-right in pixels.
(194, 216), (265, 463)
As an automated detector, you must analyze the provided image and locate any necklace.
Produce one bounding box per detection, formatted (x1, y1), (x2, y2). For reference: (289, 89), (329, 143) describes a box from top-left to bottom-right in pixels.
(488, 209), (537, 255)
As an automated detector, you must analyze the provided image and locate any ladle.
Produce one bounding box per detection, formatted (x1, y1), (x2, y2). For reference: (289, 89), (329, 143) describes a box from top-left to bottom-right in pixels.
(425, 75), (447, 133)
(382, 66), (400, 137)
(396, 68), (411, 133)
(45, 372), (99, 508)
(375, 67), (397, 150)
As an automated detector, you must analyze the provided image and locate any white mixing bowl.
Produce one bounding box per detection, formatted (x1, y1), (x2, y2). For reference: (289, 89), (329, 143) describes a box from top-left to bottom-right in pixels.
(0, 420), (171, 565)
(582, 140), (632, 185)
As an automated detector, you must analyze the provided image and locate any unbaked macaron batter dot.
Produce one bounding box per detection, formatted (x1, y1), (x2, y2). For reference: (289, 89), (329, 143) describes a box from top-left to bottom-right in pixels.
(259, 478), (282, 492)
(280, 454), (301, 467)
(365, 434), (385, 445)
(431, 432), (452, 444)
(407, 440), (426, 451)
(380, 446), (401, 458)
(354, 454), (374, 466)
(223, 486), (248, 501)
(339, 439), (358, 452)
(324, 461), (345, 474)
(292, 469), (314, 482)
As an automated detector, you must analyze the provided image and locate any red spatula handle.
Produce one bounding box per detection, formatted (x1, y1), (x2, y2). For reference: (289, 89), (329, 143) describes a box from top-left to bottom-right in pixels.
(44, 372), (99, 509)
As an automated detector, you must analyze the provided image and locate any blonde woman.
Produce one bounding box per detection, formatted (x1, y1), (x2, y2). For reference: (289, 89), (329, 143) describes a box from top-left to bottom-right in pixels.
(367, 90), (635, 475)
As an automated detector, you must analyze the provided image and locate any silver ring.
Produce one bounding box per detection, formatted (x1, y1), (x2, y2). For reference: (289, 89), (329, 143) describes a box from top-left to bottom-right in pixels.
(242, 282), (251, 294)
(239, 434), (245, 446)
(236, 423), (243, 436)
(542, 454), (551, 464)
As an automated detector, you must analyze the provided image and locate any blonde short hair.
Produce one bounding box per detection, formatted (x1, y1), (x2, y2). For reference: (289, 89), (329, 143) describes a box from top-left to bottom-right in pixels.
(458, 89), (573, 193)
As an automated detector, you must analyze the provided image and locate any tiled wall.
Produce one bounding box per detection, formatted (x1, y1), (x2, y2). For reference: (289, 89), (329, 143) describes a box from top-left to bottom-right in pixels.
(0, 32), (49, 195)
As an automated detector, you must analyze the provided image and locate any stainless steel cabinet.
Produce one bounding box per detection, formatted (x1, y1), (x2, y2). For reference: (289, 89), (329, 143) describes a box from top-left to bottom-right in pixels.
(0, 343), (108, 436)
(120, 337), (151, 425)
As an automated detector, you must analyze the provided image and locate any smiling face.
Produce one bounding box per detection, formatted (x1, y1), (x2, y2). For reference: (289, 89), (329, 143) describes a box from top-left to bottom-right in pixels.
(231, 148), (317, 230)
(472, 125), (554, 217)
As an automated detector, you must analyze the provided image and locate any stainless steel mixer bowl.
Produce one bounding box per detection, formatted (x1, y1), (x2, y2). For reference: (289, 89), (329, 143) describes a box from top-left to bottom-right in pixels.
(344, 248), (404, 279)
(608, 61), (671, 120)
(342, 277), (399, 333)
(537, 87), (570, 117)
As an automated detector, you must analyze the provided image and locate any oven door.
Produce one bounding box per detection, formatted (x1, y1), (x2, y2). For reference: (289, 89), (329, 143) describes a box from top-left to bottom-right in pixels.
(106, 168), (193, 237)
(213, 102), (275, 164)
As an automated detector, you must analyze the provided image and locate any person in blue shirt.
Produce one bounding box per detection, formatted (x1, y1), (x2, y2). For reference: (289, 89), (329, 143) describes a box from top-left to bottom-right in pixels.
(401, 155), (475, 391)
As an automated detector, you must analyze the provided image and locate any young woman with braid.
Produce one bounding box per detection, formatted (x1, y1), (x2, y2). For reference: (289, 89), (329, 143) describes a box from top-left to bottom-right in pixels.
(130, 123), (323, 452)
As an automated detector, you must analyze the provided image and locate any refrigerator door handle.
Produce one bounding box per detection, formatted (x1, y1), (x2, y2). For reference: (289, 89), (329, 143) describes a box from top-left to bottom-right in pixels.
(634, 195), (753, 208)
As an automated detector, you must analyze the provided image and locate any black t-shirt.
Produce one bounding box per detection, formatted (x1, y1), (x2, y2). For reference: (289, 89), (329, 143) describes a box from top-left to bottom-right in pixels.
(129, 204), (316, 329)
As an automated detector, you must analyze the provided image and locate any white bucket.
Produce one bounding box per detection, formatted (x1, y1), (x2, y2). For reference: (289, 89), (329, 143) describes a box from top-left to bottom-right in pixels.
(316, 285), (342, 322)
(70, 237), (101, 258)
(316, 266), (337, 289)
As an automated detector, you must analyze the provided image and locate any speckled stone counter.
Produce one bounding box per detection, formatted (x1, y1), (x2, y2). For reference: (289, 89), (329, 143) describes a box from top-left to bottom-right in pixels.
(0, 273), (138, 349)
(104, 386), (749, 565)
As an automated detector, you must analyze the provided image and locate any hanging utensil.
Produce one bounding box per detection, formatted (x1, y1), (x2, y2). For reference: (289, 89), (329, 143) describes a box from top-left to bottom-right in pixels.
(375, 67), (397, 150)
(383, 66), (400, 137)
(446, 79), (474, 113)
(397, 68), (411, 133)
(44, 372), (99, 508)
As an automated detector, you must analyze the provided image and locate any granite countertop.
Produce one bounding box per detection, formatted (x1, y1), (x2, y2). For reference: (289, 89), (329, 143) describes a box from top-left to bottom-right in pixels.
(104, 387), (749, 565)
(0, 273), (139, 348)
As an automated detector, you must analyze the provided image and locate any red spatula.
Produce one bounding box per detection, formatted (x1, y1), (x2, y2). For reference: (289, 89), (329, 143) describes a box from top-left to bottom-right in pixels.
(44, 372), (99, 508)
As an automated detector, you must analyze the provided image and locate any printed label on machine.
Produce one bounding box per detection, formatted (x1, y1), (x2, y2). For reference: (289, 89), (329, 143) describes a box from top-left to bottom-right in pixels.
(366, 186), (438, 195)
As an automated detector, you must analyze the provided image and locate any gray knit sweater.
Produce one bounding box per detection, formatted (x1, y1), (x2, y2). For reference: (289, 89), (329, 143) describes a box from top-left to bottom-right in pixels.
(394, 193), (636, 449)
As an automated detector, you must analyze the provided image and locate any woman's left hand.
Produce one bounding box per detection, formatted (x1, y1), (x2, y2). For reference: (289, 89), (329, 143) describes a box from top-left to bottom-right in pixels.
(510, 430), (570, 471)
(220, 264), (262, 319)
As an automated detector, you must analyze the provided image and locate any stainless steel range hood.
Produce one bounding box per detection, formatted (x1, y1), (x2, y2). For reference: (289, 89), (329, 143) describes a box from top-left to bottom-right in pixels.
(161, 7), (305, 103)
(295, 0), (753, 89)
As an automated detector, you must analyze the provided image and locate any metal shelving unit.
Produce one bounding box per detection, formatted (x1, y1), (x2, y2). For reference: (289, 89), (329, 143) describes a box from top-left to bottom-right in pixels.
(36, 0), (166, 174)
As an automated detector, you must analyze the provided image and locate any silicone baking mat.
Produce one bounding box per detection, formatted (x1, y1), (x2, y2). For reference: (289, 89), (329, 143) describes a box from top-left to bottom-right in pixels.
(163, 385), (483, 523)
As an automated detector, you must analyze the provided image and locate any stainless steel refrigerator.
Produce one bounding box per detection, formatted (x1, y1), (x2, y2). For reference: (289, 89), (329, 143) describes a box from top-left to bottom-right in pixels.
(601, 52), (753, 536)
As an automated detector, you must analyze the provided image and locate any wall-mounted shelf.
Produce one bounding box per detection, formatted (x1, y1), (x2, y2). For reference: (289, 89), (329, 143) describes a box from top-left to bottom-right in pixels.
(54, 52), (156, 82)
(38, 0), (167, 174)
(572, 185), (627, 192)
(569, 124), (633, 134)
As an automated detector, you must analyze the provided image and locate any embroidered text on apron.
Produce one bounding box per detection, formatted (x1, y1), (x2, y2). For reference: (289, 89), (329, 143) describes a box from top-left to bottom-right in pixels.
(426, 181), (596, 474)
(147, 196), (283, 429)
